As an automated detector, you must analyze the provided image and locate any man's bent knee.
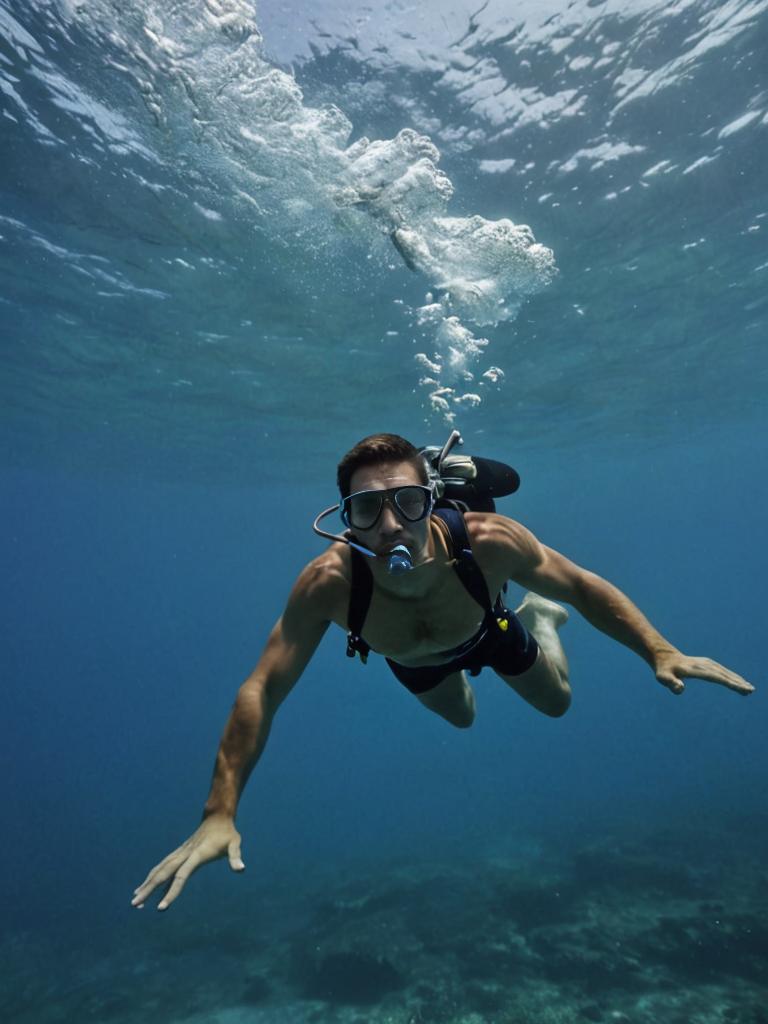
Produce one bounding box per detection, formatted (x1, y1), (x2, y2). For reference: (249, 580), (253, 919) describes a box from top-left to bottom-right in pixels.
(541, 684), (571, 718)
(418, 673), (476, 728)
(496, 649), (572, 717)
(428, 692), (476, 729)
(445, 703), (476, 729)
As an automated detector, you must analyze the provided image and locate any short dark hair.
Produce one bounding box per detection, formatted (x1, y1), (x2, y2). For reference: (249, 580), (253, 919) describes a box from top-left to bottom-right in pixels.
(337, 433), (428, 497)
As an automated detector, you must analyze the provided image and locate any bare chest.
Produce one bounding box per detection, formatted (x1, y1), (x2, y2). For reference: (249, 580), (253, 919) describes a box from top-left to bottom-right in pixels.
(359, 568), (488, 664)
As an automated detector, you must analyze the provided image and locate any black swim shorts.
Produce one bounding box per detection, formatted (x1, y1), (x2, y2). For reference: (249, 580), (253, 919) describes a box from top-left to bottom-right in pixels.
(385, 609), (539, 695)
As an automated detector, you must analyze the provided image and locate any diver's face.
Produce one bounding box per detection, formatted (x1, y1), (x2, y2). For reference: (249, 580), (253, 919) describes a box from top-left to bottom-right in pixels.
(347, 460), (431, 559)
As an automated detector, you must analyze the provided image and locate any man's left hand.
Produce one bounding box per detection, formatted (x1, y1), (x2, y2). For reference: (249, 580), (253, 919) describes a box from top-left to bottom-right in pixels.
(654, 652), (755, 696)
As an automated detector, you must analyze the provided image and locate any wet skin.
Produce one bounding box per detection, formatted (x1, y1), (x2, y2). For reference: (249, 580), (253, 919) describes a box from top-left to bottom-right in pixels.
(132, 459), (755, 911)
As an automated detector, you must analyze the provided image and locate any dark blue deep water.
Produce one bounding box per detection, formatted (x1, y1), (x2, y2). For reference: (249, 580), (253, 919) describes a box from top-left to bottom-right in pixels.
(2, 2), (767, 1022)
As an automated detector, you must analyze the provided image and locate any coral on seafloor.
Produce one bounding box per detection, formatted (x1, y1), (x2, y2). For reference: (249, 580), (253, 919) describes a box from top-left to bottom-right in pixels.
(3, 827), (767, 1024)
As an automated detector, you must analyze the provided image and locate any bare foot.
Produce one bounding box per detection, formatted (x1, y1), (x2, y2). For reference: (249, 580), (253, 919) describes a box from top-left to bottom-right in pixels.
(516, 592), (569, 633)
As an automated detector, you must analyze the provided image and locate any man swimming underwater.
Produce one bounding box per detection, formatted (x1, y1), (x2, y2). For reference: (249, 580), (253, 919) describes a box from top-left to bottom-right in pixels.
(132, 433), (754, 911)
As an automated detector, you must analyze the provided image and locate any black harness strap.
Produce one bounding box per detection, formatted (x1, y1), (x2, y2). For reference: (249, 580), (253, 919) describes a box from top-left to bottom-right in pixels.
(346, 545), (373, 662)
(345, 507), (495, 663)
(434, 507), (494, 616)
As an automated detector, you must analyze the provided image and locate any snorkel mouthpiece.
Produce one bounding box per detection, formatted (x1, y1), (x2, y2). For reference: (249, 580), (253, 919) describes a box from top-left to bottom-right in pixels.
(387, 544), (414, 575)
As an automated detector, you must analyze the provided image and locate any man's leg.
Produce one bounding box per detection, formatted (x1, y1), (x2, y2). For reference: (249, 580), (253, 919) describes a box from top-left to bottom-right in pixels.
(496, 593), (571, 717)
(417, 670), (476, 728)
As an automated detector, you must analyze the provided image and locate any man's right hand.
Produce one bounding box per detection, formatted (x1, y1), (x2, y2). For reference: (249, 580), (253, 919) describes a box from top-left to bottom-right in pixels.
(131, 814), (245, 911)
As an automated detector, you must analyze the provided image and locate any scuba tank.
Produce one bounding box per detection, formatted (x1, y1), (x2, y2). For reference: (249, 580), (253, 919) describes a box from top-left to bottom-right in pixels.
(419, 430), (520, 514)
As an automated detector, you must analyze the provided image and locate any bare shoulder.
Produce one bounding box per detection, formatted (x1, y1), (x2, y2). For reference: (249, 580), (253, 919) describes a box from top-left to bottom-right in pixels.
(463, 510), (589, 600)
(463, 511), (542, 576)
(287, 543), (351, 624)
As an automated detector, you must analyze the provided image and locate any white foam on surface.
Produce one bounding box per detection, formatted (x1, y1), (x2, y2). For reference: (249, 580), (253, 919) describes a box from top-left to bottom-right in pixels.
(718, 110), (763, 138)
(478, 158), (516, 173)
(560, 140), (647, 174)
(53, 0), (555, 421)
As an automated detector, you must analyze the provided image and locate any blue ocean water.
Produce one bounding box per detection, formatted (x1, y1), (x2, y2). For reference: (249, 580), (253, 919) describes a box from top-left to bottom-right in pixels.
(2, 1), (767, 1022)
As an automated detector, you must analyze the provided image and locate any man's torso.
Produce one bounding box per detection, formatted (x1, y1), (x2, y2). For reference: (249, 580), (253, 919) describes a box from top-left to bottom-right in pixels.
(315, 512), (516, 667)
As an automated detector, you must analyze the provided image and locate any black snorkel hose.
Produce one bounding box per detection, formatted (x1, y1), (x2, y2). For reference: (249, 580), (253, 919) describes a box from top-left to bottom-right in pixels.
(312, 505), (378, 559)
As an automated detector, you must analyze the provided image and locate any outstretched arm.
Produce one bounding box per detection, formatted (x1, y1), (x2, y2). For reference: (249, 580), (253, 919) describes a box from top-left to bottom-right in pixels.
(132, 562), (333, 911)
(485, 516), (754, 698)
